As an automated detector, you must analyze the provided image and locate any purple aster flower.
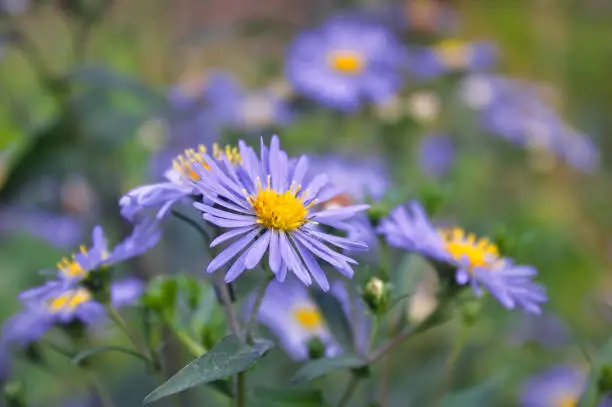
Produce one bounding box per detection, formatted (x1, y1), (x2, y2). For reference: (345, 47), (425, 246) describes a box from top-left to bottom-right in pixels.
(331, 280), (371, 356)
(408, 40), (497, 81)
(519, 365), (612, 407)
(378, 202), (547, 314)
(56, 221), (160, 281)
(190, 135), (369, 291)
(255, 278), (340, 360)
(460, 74), (600, 173)
(121, 143), (242, 222)
(0, 206), (83, 249)
(286, 15), (407, 112)
(110, 277), (145, 308)
(418, 133), (455, 178)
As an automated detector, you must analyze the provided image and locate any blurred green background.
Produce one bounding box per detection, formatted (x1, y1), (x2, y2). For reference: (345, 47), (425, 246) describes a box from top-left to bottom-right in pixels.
(1, 0), (612, 406)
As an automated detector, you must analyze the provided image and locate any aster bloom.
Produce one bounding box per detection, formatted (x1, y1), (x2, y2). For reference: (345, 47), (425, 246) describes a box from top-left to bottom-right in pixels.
(190, 135), (369, 291)
(286, 15), (407, 112)
(520, 365), (612, 407)
(408, 40), (497, 81)
(2, 278), (143, 348)
(121, 143), (242, 222)
(459, 73), (600, 173)
(418, 133), (455, 178)
(55, 221), (161, 281)
(255, 278), (340, 360)
(378, 202), (547, 314)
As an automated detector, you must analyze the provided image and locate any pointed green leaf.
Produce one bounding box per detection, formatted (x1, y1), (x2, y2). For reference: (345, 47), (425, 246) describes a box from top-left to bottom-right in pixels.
(291, 355), (367, 384)
(143, 335), (274, 404)
(71, 346), (150, 366)
(253, 386), (327, 406)
(311, 290), (355, 353)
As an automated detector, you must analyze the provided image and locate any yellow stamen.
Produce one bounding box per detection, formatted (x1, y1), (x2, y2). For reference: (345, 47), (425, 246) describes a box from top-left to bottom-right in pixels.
(48, 288), (92, 312)
(172, 143), (241, 181)
(57, 244), (89, 278)
(436, 39), (472, 69)
(556, 396), (577, 407)
(327, 50), (365, 75)
(248, 177), (312, 231)
(293, 306), (323, 330)
(439, 227), (499, 271)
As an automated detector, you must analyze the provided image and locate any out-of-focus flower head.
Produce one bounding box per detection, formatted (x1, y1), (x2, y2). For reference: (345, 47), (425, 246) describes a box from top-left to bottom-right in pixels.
(405, 0), (460, 34)
(0, 206), (83, 249)
(408, 39), (497, 81)
(520, 365), (612, 407)
(55, 222), (160, 281)
(508, 313), (570, 348)
(0, 0), (28, 14)
(378, 201), (547, 314)
(286, 15), (407, 112)
(418, 133), (455, 178)
(331, 280), (372, 356)
(2, 278), (143, 348)
(256, 278), (340, 360)
(121, 143), (242, 223)
(406, 91), (441, 123)
(460, 73), (600, 173)
(191, 135), (369, 291)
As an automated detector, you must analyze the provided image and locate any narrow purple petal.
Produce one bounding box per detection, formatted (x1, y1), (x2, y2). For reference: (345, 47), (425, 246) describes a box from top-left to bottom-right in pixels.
(202, 214), (256, 228)
(293, 238), (330, 291)
(207, 228), (260, 273)
(245, 232), (271, 270)
(269, 231), (282, 273)
(210, 226), (258, 248)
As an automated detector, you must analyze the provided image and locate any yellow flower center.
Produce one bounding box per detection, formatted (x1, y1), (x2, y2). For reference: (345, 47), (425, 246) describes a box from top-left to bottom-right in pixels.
(48, 288), (92, 312)
(248, 178), (313, 232)
(328, 50), (365, 75)
(293, 305), (323, 330)
(556, 396), (577, 407)
(436, 39), (472, 69)
(57, 245), (89, 278)
(172, 143), (241, 181)
(439, 228), (499, 270)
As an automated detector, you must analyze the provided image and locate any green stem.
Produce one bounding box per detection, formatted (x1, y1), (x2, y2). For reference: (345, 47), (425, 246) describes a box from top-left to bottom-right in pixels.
(175, 330), (206, 357)
(336, 373), (360, 407)
(86, 369), (116, 407)
(236, 372), (246, 407)
(438, 322), (469, 400)
(105, 305), (152, 363)
(172, 209), (212, 245)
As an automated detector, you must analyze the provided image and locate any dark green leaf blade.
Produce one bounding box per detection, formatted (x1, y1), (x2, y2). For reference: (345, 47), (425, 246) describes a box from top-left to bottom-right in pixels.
(143, 335), (274, 404)
(311, 290), (355, 353)
(71, 346), (150, 365)
(291, 355), (367, 384)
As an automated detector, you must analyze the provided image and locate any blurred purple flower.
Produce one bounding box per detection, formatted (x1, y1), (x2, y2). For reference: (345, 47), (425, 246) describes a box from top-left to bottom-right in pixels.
(378, 202), (547, 314)
(331, 280), (371, 356)
(418, 133), (455, 178)
(56, 222), (160, 281)
(286, 15), (407, 112)
(110, 278), (145, 308)
(520, 365), (612, 407)
(1, 0), (28, 14)
(0, 206), (83, 249)
(408, 40), (497, 81)
(508, 313), (570, 348)
(255, 278), (340, 360)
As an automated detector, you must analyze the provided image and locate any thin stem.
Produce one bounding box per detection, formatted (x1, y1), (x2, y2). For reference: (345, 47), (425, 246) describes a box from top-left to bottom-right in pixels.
(216, 281), (241, 337)
(245, 275), (273, 343)
(336, 373), (360, 407)
(105, 305), (152, 362)
(236, 372), (246, 407)
(87, 369), (116, 407)
(437, 322), (469, 400)
(172, 209), (212, 245)
(175, 330), (206, 357)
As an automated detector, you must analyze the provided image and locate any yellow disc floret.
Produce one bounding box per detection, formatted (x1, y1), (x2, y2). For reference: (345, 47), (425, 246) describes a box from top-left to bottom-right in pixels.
(48, 288), (92, 312)
(328, 50), (365, 75)
(556, 396), (577, 407)
(57, 245), (88, 278)
(248, 177), (313, 232)
(293, 305), (323, 331)
(172, 143), (241, 181)
(439, 227), (499, 270)
(436, 39), (472, 69)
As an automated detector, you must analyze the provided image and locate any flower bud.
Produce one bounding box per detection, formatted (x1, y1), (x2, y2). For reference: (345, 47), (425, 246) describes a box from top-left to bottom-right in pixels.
(362, 277), (390, 315)
(306, 337), (326, 360)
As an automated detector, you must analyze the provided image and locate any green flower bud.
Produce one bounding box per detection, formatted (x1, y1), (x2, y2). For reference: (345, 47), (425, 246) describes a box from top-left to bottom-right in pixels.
(362, 277), (391, 315)
(306, 337), (326, 360)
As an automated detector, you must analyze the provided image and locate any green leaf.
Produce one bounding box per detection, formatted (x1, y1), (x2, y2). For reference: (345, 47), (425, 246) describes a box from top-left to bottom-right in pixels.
(440, 373), (506, 407)
(71, 346), (150, 366)
(291, 355), (367, 384)
(311, 290), (355, 353)
(207, 380), (233, 398)
(253, 386), (327, 407)
(143, 335), (274, 404)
